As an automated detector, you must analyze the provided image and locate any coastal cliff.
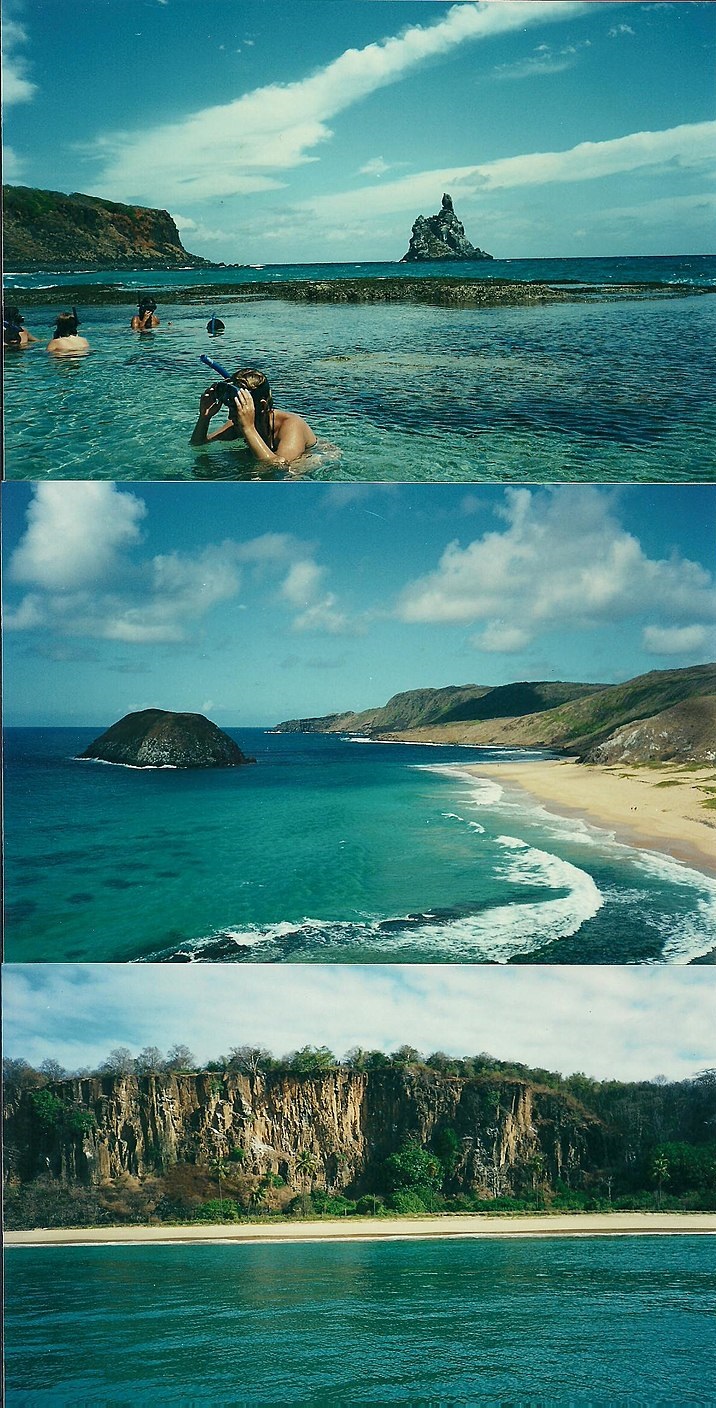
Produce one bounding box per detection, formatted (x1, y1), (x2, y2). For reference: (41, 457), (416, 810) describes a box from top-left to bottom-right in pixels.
(275, 666), (716, 763)
(77, 709), (255, 769)
(5, 1067), (603, 1198)
(401, 193), (492, 263)
(3, 186), (210, 270)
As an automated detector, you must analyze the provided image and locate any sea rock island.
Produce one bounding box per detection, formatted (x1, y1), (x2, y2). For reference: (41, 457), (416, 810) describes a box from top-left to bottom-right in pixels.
(77, 709), (255, 769)
(401, 193), (493, 263)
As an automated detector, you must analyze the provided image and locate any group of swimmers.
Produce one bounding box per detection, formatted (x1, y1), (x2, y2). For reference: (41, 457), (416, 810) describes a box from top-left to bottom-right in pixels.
(3, 294), (316, 471)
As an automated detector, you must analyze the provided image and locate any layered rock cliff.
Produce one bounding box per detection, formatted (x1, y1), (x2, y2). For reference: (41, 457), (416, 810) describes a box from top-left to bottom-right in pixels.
(4, 186), (210, 269)
(6, 1069), (605, 1200)
(401, 193), (492, 263)
(77, 709), (255, 769)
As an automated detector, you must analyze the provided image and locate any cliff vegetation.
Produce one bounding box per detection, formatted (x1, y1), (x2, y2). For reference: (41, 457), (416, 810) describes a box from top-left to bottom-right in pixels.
(5, 1046), (715, 1229)
(4, 186), (210, 270)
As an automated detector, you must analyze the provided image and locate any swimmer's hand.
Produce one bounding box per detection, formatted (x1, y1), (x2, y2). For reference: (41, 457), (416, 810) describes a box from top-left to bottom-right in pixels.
(199, 388), (220, 419)
(233, 387), (256, 431)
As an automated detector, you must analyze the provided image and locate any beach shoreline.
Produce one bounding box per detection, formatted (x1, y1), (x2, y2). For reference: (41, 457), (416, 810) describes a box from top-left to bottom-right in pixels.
(462, 758), (716, 880)
(6, 1211), (716, 1249)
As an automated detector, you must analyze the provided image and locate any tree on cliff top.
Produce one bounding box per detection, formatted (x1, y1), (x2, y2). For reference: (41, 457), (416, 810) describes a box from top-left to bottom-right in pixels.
(226, 1046), (276, 1078)
(284, 1046), (337, 1076)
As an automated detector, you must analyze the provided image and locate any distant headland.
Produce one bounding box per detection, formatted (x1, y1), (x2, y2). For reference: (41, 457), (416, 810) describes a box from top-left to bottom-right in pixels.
(3, 186), (212, 271)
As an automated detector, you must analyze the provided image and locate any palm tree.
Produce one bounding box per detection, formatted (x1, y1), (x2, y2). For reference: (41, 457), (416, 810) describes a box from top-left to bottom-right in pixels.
(295, 1149), (318, 1215)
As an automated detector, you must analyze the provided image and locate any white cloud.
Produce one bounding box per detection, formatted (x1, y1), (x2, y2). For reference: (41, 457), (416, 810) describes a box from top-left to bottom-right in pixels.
(492, 38), (591, 81)
(281, 559), (326, 607)
(4, 965), (716, 1084)
(299, 120), (716, 227)
(9, 483), (146, 590)
(6, 493), (348, 643)
(359, 156), (393, 178)
(1, 17), (37, 105)
(609, 24), (635, 38)
(643, 624), (715, 657)
(281, 558), (351, 634)
(88, 1), (587, 204)
(2, 145), (26, 182)
(395, 488), (716, 653)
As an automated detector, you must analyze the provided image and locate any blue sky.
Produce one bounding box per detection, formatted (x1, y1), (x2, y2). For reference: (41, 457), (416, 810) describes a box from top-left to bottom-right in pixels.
(3, 482), (715, 726)
(3, 964), (714, 1081)
(3, 2), (715, 261)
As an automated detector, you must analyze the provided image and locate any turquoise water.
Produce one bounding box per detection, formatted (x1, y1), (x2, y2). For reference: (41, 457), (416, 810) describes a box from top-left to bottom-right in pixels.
(4, 1237), (715, 1405)
(4, 266), (715, 484)
(4, 730), (716, 964)
(6, 253), (716, 290)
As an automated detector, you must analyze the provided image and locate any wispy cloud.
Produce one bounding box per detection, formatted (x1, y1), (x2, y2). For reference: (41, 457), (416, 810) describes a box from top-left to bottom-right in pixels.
(491, 38), (591, 81)
(86, 1), (587, 204)
(298, 121), (716, 227)
(1, 15), (37, 105)
(394, 488), (716, 658)
(4, 965), (715, 1083)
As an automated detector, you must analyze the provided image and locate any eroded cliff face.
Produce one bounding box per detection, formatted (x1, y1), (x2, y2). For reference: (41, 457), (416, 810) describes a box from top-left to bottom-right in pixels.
(4, 186), (210, 269)
(6, 1070), (603, 1198)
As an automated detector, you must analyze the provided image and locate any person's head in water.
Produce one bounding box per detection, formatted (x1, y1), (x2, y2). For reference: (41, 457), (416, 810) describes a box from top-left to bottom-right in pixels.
(207, 315), (225, 336)
(138, 295), (158, 322)
(231, 368), (275, 449)
(53, 310), (80, 338)
(3, 304), (24, 346)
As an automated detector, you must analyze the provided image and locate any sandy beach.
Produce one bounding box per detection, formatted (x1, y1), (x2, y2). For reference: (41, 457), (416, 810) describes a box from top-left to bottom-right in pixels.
(6, 1212), (716, 1248)
(467, 759), (716, 877)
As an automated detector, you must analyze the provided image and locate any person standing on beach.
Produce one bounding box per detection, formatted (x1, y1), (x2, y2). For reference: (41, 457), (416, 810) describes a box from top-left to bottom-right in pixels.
(190, 368), (316, 471)
(131, 295), (160, 331)
(4, 305), (39, 348)
(47, 311), (90, 356)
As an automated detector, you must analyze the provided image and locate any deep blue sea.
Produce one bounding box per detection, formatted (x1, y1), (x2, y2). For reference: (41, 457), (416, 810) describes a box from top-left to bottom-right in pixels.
(4, 729), (715, 965)
(4, 256), (715, 482)
(4, 1236), (716, 1405)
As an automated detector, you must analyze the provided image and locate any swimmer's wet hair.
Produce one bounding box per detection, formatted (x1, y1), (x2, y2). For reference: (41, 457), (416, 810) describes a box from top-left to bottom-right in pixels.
(139, 294), (158, 315)
(231, 368), (276, 450)
(54, 311), (80, 337)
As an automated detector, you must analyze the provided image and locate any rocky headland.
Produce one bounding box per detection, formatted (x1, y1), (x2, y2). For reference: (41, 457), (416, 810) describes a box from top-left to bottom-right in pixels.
(275, 665), (716, 765)
(3, 186), (211, 270)
(401, 193), (492, 263)
(77, 709), (255, 769)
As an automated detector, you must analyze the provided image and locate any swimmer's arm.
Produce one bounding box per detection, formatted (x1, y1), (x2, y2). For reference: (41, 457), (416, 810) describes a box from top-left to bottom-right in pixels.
(24, 332), (40, 344)
(189, 390), (236, 445)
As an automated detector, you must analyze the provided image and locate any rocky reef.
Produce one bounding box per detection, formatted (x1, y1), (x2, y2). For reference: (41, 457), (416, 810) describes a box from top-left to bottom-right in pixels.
(3, 186), (210, 270)
(401, 193), (492, 263)
(77, 709), (255, 769)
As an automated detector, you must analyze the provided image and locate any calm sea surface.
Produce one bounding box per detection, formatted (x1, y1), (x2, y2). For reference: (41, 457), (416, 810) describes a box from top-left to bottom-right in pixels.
(4, 1236), (716, 1405)
(4, 256), (715, 483)
(4, 730), (715, 964)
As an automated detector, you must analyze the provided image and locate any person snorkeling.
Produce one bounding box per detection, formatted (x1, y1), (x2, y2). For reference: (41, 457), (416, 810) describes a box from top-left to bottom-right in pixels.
(206, 314), (225, 336)
(131, 295), (159, 331)
(47, 309), (90, 356)
(190, 367), (316, 470)
(3, 305), (39, 348)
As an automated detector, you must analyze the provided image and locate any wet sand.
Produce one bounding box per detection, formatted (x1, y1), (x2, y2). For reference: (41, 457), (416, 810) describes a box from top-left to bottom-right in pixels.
(467, 759), (716, 877)
(6, 1212), (716, 1248)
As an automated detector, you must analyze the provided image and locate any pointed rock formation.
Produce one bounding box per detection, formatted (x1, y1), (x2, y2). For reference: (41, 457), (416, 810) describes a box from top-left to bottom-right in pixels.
(400, 193), (493, 263)
(77, 709), (256, 769)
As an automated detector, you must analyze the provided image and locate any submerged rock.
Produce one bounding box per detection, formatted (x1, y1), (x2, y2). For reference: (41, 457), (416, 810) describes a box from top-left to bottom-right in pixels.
(401, 193), (493, 263)
(77, 709), (255, 769)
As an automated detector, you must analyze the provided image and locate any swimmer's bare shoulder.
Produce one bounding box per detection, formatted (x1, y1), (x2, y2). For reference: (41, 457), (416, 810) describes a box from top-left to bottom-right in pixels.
(47, 334), (90, 356)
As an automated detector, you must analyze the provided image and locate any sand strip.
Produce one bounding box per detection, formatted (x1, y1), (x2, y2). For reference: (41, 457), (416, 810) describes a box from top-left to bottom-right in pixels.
(5, 1212), (716, 1248)
(465, 759), (716, 876)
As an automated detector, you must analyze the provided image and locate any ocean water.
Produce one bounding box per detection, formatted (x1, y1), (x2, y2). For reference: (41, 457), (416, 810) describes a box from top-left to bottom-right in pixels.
(4, 257), (715, 484)
(4, 1237), (716, 1405)
(4, 730), (716, 965)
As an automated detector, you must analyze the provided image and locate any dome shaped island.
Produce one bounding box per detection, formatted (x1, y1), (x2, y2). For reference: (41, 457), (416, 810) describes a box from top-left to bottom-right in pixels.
(76, 709), (256, 769)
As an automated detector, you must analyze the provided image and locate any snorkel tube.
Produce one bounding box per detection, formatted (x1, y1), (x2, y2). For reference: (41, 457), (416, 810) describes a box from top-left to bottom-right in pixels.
(200, 354), (233, 380)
